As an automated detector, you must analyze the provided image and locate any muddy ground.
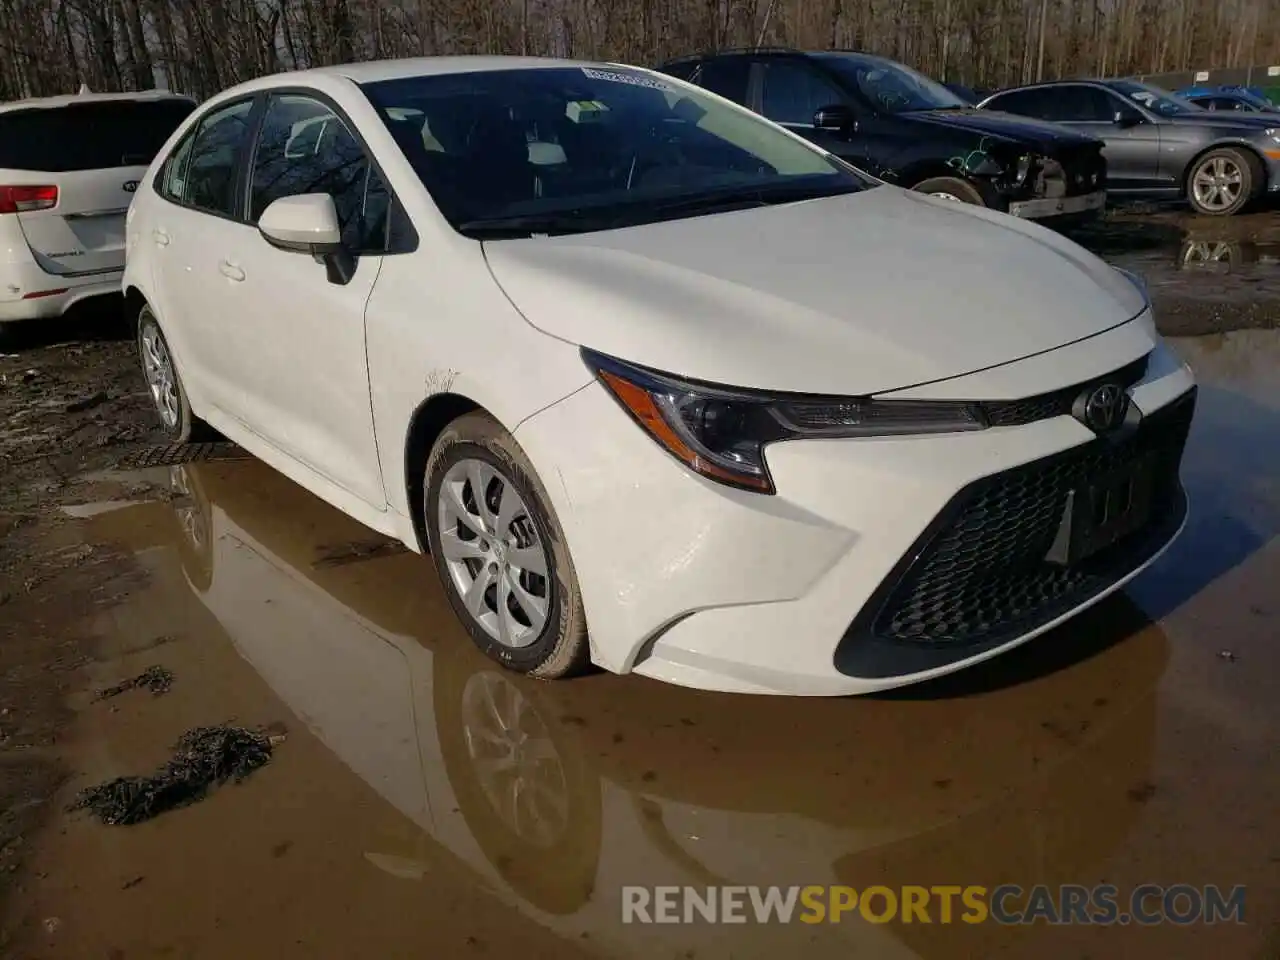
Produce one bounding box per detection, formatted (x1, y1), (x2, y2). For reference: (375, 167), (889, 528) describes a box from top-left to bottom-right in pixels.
(0, 209), (1278, 959)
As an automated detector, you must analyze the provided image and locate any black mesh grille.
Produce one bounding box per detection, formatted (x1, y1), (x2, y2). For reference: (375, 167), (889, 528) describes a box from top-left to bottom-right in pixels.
(840, 389), (1195, 674)
(981, 354), (1148, 428)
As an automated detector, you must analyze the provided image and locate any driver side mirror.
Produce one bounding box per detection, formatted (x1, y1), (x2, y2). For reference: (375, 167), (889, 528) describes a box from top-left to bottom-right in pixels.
(813, 104), (857, 136)
(1113, 109), (1142, 128)
(258, 193), (355, 286)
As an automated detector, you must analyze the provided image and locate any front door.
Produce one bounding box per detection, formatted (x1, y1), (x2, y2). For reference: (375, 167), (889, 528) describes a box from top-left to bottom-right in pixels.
(1050, 86), (1164, 191)
(223, 92), (388, 507)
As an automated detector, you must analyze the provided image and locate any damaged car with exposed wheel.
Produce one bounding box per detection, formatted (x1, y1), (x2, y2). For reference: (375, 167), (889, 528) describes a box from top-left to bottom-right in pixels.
(124, 56), (1196, 696)
(658, 48), (1108, 223)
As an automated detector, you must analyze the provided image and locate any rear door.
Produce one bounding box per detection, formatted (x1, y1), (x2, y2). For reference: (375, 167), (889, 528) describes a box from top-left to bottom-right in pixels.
(0, 98), (194, 276)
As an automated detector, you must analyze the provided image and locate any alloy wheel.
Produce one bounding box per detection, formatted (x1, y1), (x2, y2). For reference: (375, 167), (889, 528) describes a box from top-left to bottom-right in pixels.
(436, 458), (552, 648)
(140, 323), (179, 430)
(1192, 157), (1243, 212)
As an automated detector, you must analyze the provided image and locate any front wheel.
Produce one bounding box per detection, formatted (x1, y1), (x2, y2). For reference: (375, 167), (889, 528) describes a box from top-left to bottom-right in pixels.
(910, 176), (987, 205)
(1186, 148), (1256, 216)
(424, 412), (590, 679)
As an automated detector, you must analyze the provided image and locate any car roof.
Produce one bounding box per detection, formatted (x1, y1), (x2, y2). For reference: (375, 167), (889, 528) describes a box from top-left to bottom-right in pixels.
(0, 89), (194, 116)
(275, 55), (610, 86)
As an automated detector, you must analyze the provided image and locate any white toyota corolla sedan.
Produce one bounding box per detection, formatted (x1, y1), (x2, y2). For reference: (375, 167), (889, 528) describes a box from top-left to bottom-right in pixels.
(123, 56), (1197, 696)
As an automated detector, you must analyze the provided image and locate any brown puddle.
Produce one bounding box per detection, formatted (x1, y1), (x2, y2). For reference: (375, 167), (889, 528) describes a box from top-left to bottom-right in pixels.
(1075, 209), (1280, 332)
(6, 334), (1279, 959)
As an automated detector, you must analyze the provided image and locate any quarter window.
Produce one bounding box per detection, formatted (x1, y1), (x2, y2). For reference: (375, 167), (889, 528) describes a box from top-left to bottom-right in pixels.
(181, 99), (255, 216)
(249, 94), (385, 252)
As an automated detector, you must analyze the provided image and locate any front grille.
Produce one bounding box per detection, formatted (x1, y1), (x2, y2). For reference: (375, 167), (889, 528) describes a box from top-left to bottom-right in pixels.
(835, 389), (1195, 678)
(981, 354), (1149, 428)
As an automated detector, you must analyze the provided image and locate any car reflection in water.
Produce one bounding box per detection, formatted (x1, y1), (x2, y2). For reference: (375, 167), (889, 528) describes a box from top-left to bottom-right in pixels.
(1178, 236), (1280, 274)
(155, 459), (1169, 958)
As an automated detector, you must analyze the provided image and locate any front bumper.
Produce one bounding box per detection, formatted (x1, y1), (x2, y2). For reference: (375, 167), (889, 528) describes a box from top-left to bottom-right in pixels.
(1007, 189), (1106, 220)
(513, 334), (1196, 696)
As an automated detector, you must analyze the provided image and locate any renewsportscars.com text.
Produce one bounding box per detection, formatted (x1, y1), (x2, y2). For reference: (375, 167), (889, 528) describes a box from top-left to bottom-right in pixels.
(621, 884), (1246, 926)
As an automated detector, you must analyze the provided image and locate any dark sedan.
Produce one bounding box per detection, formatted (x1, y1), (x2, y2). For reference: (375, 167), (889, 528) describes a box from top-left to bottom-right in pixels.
(658, 50), (1107, 223)
(978, 78), (1280, 215)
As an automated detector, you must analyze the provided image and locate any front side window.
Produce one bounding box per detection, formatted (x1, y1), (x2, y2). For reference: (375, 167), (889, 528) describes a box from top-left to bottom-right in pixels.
(248, 94), (386, 251)
(361, 65), (869, 238)
(182, 99), (255, 216)
(818, 55), (968, 114)
(1108, 80), (1203, 117)
(758, 61), (846, 125)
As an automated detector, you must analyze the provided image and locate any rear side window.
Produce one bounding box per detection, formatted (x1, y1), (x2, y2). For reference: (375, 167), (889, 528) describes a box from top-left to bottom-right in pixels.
(181, 99), (255, 217)
(0, 99), (195, 172)
(1036, 85), (1113, 122)
(984, 88), (1050, 117)
(698, 58), (751, 104)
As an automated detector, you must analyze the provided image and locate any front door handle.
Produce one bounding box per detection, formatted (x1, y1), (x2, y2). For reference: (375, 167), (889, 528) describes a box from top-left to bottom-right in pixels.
(218, 259), (245, 282)
(152, 228), (170, 247)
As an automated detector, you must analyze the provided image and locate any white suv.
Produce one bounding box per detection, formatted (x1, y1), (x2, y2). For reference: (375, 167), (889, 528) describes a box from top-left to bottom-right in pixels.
(0, 90), (194, 325)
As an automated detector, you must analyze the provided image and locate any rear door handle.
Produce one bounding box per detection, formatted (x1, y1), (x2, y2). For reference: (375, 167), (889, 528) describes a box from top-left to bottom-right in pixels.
(152, 228), (170, 247)
(218, 259), (245, 282)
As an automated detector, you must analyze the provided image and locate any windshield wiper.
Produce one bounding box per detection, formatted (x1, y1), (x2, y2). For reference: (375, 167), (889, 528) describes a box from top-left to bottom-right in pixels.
(649, 182), (858, 216)
(458, 213), (611, 238)
(461, 182), (860, 239)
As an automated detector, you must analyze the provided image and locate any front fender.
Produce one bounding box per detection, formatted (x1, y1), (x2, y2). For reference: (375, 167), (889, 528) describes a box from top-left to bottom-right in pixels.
(363, 240), (594, 523)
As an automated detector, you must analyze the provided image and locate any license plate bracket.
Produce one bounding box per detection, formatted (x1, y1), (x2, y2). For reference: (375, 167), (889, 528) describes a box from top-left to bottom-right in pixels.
(1045, 457), (1155, 566)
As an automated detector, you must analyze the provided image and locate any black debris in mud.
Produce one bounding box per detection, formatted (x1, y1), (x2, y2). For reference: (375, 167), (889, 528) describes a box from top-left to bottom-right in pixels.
(93, 665), (175, 700)
(70, 725), (281, 826)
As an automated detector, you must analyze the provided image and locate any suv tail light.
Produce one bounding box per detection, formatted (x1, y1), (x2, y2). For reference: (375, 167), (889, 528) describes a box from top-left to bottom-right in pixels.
(0, 185), (58, 214)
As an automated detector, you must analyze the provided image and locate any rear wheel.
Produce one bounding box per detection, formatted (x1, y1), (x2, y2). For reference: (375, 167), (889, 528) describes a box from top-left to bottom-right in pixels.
(1186, 148), (1256, 216)
(136, 305), (214, 442)
(911, 176), (987, 205)
(424, 412), (590, 679)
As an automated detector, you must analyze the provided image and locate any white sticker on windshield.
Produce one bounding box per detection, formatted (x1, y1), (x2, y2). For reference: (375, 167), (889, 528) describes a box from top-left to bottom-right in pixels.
(581, 67), (672, 91)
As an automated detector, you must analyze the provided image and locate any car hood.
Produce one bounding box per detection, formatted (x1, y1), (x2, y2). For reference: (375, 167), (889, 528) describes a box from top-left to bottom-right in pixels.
(482, 187), (1147, 396)
(904, 108), (1102, 152)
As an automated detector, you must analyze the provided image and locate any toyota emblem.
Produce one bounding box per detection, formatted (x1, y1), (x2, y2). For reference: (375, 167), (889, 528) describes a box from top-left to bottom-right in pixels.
(1075, 383), (1128, 433)
(123, 180), (139, 193)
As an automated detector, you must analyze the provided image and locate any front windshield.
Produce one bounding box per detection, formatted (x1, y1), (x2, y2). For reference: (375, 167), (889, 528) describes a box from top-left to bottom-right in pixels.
(361, 66), (869, 237)
(819, 55), (969, 113)
(1109, 79), (1204, 117)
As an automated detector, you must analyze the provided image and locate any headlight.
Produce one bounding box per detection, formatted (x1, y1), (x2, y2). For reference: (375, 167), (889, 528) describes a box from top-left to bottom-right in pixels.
(1265, 127), (1280, 142)
(584, 349), (985, 493)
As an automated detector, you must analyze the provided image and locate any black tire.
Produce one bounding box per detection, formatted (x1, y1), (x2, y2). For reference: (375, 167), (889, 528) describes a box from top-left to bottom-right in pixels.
(910, 176), (987, 205)
(135, 305), (214, 442)
(424, 412), (590, 679)
(1185, 148), (1257, 217)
